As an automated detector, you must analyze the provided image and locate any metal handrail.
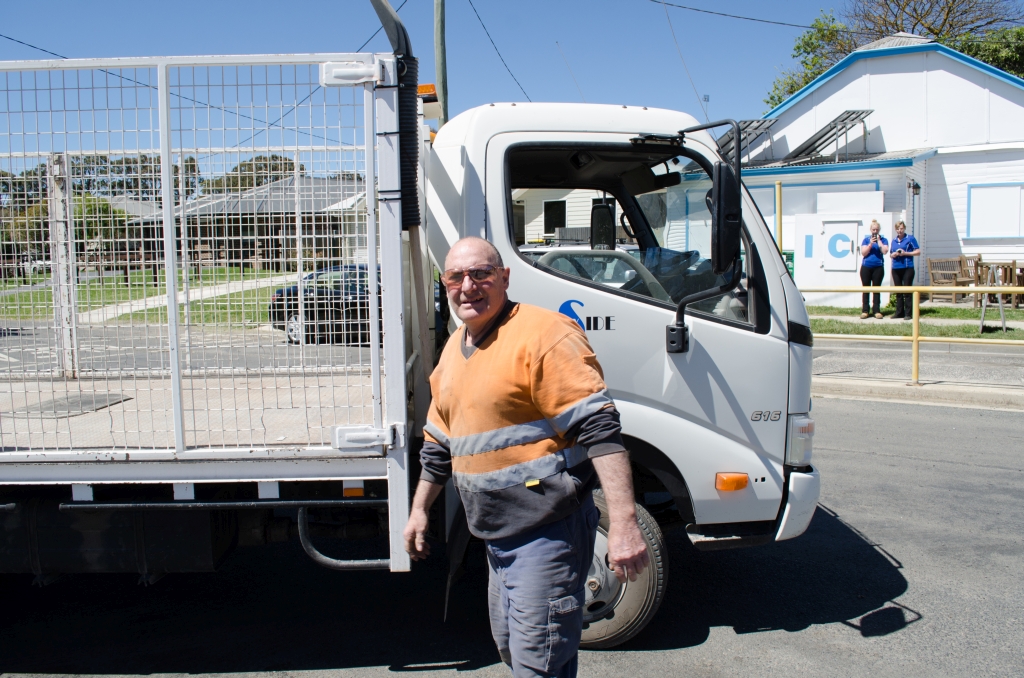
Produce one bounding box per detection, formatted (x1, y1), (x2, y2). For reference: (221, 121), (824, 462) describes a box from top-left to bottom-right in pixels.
(800, 285), (1024, 384)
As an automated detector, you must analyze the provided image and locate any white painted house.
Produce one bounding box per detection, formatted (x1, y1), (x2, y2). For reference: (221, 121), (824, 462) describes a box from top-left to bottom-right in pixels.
(739, 33), (1024, 290)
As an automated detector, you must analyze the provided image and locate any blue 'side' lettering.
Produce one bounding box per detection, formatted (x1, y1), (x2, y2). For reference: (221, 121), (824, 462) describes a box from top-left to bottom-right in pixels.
(558, 300), (614, 331)
(558, 299), (585, 331)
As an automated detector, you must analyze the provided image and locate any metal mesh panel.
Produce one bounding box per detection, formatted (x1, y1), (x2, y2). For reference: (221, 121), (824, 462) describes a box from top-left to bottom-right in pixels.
(0, 60), (379, 453)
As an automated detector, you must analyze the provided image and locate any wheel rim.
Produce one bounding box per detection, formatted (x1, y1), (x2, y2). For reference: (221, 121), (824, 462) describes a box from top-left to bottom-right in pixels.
(286, 314), (302, 343)
(583, 530), (625, 624)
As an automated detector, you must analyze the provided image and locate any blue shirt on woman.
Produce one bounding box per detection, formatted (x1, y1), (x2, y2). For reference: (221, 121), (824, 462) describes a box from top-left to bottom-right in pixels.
(861, 235), (888, 268)
(890, 234), (919, 269)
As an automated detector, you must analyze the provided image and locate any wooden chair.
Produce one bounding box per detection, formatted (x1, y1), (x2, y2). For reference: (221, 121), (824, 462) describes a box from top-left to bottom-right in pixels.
(960, 254), (983, 307)
(927, 257), (972, 303)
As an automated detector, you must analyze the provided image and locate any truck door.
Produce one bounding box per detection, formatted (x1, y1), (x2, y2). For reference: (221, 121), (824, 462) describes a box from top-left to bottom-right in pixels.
(485, 135), (790, 525)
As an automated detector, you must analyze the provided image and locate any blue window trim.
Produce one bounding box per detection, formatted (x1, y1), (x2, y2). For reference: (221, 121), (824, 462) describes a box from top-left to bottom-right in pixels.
(965, 182), (1024, 238)
(764, 43), (1024, 120)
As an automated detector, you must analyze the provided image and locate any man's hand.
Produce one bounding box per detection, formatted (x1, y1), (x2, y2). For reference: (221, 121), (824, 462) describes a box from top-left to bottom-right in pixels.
(606, 518), (650, 583)
(403, 479), (444, 561)
(592, 451), (651, 583)
(403, 507), (431, 561)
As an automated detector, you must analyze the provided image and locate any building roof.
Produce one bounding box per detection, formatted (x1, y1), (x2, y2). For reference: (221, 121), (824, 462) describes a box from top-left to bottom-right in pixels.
(130, 174), (363, 224)
(742, 147), (936, 177)
(855, 32), (933, 52)
(106, 195), (162, 218)
(764, 41), (1024, 120)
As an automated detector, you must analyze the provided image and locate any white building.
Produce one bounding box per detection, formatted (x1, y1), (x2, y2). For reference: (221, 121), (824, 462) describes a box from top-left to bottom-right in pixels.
(739, 33), (1024, 289)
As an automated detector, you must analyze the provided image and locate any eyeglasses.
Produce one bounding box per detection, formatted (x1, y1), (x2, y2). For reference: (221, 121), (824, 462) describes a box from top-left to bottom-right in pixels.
(441, 265), (499, 288)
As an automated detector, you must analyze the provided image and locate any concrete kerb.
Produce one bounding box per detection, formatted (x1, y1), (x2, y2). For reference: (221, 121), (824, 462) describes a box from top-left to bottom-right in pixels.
(812, 375), (1024, 411)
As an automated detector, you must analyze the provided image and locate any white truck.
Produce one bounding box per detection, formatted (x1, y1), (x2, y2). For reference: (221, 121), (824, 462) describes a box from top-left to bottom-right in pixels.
(0, 1), (817, 648)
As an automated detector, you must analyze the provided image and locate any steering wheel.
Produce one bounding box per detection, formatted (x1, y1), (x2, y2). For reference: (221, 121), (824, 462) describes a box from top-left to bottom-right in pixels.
(537, 249), (672, 302)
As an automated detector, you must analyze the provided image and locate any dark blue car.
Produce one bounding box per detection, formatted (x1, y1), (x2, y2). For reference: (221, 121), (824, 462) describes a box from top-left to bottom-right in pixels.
(268, 265), (380, 345)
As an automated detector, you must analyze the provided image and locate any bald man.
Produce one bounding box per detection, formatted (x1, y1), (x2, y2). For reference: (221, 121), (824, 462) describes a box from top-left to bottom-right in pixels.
(403, 236), (649, 678)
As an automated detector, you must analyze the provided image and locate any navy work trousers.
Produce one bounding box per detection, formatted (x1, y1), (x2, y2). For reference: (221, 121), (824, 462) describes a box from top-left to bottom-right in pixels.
(486, 495), (600, 678)
(892, 267), (915, 317)
(860, 265), (885, 314)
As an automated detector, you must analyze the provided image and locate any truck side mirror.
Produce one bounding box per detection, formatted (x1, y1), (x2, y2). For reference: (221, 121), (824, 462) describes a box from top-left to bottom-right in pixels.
(590, 204), (615, 250)
(710, 161), (742, 275)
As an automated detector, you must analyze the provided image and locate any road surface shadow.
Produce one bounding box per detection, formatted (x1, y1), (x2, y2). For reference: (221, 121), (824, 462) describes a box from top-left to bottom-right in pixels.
(0, 505), (908, 673)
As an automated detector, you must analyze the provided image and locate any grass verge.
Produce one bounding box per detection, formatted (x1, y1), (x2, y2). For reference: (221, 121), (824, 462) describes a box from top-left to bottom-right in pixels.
(807, 304), (1024, 322)
(120, 287), (273, 325)
(811, 318), (1024, 340)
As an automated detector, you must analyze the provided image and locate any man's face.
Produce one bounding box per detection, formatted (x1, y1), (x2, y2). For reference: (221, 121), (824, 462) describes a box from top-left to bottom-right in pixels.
(444, 240), (510, 330)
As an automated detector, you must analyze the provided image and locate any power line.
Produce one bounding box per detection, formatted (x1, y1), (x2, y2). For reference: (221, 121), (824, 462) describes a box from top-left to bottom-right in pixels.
(658, 0), (708, 122)
(0, 12), (412, 149)
(651, 0), (1023, 44)
(556, 42), (586, 103)
(0, 32), (66, 59)
(466, 0), (531, 101)
(651, 0), (817, 31)
(357, 0), (412, 51)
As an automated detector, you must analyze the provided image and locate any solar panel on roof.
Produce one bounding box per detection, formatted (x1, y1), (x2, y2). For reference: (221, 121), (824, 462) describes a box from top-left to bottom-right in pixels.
(784, 110), (873, 160)
(716, 119), (778, 161)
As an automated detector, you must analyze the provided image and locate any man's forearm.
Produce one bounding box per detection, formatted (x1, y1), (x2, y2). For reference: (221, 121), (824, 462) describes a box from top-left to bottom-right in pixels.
(592, 451), (637, 524)
(411, 478), (444, 512)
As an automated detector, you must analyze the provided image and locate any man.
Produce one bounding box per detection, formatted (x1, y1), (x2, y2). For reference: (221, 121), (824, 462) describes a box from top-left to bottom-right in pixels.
(403, 236), (650, 678)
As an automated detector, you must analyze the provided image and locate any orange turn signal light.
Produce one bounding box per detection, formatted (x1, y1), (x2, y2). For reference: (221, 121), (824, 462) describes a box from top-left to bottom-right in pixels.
(715, 472), (749, 492)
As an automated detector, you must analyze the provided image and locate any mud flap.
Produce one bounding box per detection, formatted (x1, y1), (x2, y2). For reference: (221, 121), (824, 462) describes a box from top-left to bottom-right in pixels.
(443, 503), (472, 622)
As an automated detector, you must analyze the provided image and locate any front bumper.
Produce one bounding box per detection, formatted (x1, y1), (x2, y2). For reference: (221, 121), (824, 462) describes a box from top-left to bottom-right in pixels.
(775, 465), (820, 541)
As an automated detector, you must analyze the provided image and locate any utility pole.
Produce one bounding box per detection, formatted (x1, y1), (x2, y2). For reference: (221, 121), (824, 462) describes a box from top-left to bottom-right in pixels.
(434, 0), (449, 126)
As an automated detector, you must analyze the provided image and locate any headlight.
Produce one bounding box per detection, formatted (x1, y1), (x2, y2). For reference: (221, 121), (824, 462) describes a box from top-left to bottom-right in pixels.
(786, 414), (815, 466)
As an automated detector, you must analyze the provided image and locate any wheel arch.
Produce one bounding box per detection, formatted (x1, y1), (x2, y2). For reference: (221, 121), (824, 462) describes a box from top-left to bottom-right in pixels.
(622, 434), (696, 525)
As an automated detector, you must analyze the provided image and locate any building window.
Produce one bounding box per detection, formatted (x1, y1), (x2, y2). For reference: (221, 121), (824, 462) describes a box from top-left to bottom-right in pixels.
(543, 200), (566, 235)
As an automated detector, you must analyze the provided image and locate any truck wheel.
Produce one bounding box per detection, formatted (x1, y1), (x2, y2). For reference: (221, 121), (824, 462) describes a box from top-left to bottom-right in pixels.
(580, 489), (668, 649)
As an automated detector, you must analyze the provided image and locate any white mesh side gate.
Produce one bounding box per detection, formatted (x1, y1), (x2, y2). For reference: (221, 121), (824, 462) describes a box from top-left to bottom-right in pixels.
(0, 55), (394, 455)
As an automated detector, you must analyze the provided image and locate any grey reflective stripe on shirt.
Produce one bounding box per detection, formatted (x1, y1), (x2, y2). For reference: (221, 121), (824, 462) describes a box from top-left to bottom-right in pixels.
(550, 390), (614, 437)
(450, 419), (556, 457)
(423, 419), (450, 448)
(454, 446), (588, 492)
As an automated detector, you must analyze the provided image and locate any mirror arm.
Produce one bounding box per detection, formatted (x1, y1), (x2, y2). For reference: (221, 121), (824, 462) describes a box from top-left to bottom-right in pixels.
(679, 119), (742, 184)
(665, 257), (743, 353)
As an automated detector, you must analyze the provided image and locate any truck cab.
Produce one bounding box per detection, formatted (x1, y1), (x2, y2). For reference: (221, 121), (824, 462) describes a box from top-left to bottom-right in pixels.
(425, 103), (819, 646)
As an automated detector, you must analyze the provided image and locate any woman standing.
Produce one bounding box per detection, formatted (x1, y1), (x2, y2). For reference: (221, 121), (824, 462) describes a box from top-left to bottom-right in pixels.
(890, 220), (920, 319)
(860, 219), (889, 319)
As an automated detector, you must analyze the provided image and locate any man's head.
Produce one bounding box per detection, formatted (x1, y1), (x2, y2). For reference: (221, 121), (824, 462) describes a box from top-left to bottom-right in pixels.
(443, 237), (510, 335)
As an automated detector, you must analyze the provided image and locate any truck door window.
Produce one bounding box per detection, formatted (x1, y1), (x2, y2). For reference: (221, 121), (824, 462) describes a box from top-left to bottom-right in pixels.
(508, 146), (754, 327)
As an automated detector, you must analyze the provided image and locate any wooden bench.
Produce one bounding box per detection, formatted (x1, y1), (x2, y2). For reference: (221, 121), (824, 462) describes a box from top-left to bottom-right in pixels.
(927, 257), (973, 303)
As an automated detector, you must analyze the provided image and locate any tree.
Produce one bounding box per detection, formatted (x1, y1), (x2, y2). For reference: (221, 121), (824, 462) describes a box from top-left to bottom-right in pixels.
(75, 195), (129, 245)
(848, 0), (1022, 40)
(766, 0), (1024, 110)
(203, 154), (302, 193)
(950, 25), (1024, 76)
(766, 12), (858, 110)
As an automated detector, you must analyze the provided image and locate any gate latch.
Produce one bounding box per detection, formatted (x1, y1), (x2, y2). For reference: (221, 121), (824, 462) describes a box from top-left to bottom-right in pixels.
(331, 425), (393, 450)
(330, 424), (407, 451)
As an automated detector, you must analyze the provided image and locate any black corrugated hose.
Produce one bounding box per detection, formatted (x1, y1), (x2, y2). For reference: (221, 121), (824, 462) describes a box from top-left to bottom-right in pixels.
(397, 56), (420, 229)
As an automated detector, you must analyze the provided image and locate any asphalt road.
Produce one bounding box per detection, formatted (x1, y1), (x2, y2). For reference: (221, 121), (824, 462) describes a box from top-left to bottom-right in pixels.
(1, 398), (1022, 677)
(813, 339), (1024, 387)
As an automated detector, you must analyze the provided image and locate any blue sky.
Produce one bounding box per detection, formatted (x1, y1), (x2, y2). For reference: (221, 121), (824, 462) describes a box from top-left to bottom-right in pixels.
(0, 0), (837, 121)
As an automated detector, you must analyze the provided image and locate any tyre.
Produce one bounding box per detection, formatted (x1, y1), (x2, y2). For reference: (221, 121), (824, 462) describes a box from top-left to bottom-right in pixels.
(285, 312), (306, 344)
(580, 489), (668, 649)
